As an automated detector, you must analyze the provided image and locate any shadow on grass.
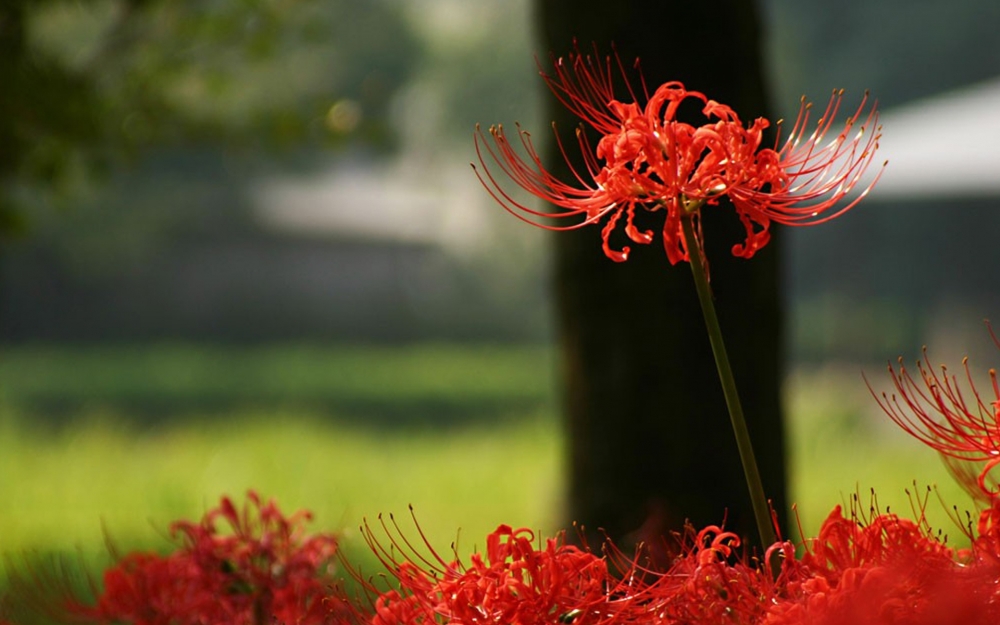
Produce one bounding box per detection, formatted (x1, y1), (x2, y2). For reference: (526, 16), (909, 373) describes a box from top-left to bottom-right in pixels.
(0, 342), (557, 431)
(6, 395), (554, 432)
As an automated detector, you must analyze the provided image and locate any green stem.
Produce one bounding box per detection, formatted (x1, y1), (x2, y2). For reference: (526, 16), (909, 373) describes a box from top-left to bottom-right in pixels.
(679, 211), (777, 550)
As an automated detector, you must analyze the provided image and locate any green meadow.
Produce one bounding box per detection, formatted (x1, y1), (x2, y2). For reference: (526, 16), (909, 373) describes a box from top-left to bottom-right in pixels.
(0, 343), (977, 597)
(0, 345), (561, 561)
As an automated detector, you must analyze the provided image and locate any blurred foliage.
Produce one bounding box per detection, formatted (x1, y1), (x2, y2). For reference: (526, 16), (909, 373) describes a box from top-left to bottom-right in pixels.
(0, 0), (550, 345)
(4, 150), (264, 284)
(0, 0), (422, 239)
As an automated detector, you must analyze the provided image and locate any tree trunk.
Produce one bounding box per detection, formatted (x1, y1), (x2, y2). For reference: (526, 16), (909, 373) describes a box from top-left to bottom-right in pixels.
(535, 0), (787, 552)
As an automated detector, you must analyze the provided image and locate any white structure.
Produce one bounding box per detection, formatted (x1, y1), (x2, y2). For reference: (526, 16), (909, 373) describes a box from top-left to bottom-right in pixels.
(867, 77), (1000, 200)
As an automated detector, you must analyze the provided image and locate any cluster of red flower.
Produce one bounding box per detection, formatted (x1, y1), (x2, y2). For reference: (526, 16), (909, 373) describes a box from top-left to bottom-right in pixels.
(352, 491), (1000, 625)
(61, 492), (348, 625)
(16, 480), (998, 624)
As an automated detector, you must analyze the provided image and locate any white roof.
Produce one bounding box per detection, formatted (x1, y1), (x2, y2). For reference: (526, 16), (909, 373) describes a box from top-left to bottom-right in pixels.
(253, 154), (494, 250)
(867, 77), (1000, 200)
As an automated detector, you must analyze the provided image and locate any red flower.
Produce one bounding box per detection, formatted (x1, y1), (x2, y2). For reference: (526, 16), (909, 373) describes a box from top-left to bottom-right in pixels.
(71, 491), (347, 625)
(623, 525), (794, 624)
(474, 45), (882, 264)
(359, 512), (815, 625)
(356, 504), (1000, 625)
(872, 335), (1000, 503)
(359, 514), (639, 625)
(764, 503), (1000, 625)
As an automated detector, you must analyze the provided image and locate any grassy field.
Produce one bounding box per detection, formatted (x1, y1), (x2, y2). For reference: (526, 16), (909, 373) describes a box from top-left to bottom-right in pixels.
(785, 364), (973, 541)
(0, 344), (560, 560)
(0, 343), (980, 592)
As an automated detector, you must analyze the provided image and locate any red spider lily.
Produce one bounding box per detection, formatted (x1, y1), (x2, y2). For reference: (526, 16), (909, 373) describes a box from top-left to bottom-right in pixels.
(797, 504), (954, 581)
(764, 502), (1000, 625)
(871, 338), (1000, 503)
(66, 491), (348, 625)
(356, 509), (813, 625)
(357, 512), (640, 625)
(351, 500), (1000, 625)
(474, 45), (883, 265)
(619, 525), (797, 624)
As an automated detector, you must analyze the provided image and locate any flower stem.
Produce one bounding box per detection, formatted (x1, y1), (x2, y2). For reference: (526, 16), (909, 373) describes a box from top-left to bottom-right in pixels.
(679, 212), (777, 550)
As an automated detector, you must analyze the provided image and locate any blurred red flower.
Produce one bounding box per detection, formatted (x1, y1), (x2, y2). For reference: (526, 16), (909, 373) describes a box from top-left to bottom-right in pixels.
(72, 491), (347, 625)
(764, 502), (1000, 625)
(475, 46), (882, 264)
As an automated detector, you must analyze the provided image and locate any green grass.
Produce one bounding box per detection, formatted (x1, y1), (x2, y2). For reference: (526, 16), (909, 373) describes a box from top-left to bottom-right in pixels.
(0, 343), (981, 573)
(0, 413), (563, 558)
(786, 365), (976, 543)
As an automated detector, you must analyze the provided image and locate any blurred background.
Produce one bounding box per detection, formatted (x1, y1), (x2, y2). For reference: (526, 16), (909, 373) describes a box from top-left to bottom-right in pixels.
(1, 0), (1000, 586)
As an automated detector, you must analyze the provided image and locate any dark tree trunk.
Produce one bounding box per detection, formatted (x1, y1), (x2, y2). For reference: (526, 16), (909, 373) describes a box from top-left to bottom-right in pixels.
(535, 0), (787, 551)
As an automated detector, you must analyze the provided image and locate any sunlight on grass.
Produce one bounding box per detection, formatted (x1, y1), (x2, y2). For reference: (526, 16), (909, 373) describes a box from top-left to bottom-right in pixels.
(786, 364), (975, 543)
(0, 409), (562, 560)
